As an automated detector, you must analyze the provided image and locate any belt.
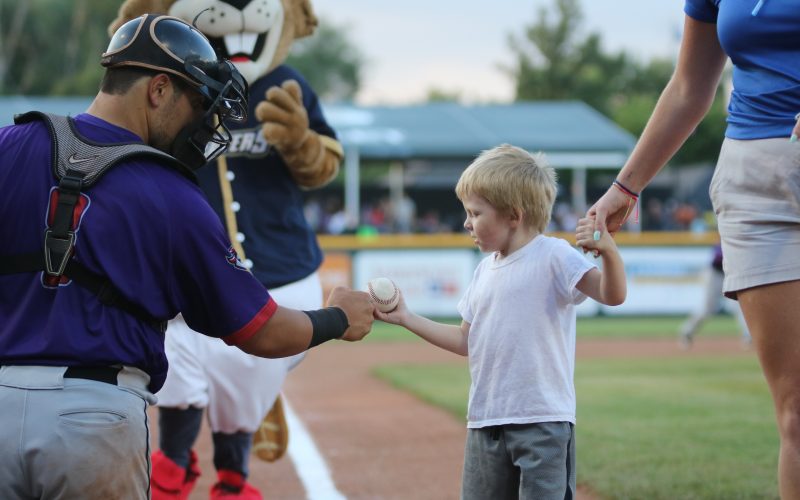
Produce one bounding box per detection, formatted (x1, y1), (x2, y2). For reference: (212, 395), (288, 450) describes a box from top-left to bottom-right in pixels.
(64, 366), (122, 385)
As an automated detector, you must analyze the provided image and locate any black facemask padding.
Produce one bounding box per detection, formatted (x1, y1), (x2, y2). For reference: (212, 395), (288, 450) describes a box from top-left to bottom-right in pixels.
(169, 60), (247, 170)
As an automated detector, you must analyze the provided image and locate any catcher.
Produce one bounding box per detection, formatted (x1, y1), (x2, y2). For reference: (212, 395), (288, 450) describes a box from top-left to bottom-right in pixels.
(109, 1), (343, 498)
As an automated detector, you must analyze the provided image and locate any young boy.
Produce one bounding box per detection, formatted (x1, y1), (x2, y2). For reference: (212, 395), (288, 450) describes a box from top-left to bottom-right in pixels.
(375, 144), (626, 500)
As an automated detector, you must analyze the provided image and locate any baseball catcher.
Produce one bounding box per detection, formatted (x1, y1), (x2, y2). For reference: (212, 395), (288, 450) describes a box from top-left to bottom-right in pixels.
(108, 0), (343, 498)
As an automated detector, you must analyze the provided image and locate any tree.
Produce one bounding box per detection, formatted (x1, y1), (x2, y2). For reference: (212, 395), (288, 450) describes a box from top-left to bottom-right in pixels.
(506, 0), (636, 115)
(508, 0), (726, 165)
(0, 0), (119, 95)
(424, 87), (462, 103)
(285, 20), (364, 102)
(0, 4), (364, 101)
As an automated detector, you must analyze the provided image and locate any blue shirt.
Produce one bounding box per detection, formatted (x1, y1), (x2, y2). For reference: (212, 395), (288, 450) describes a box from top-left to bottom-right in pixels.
(196, 65), (336, 288)
(684, 0), (800, 139)
(0, 113), (275, 391)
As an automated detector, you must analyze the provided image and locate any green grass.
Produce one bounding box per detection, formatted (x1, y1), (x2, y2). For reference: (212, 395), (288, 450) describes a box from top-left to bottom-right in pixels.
(374, 357), (779, 500)
(366, 314), (743, 342)
(575, 314), (743, 339)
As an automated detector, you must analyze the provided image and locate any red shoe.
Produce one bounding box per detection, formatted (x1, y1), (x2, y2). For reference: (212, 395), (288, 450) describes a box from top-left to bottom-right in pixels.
(150, 450), (201, 500)
(210, 470), (263, 499)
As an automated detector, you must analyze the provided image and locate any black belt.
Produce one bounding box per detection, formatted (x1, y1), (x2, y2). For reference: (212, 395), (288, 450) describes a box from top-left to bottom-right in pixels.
(64, 366), (121, 385)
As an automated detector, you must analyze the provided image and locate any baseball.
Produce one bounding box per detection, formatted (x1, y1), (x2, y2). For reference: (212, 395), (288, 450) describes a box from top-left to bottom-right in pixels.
(367, 277), (400, 313)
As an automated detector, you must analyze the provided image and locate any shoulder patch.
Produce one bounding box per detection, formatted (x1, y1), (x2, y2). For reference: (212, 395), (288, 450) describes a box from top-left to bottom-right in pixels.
(225, 245), (250, 272)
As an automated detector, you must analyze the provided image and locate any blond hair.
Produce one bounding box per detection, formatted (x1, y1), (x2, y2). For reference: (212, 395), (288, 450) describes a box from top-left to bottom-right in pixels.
(455, 144), (557, 232)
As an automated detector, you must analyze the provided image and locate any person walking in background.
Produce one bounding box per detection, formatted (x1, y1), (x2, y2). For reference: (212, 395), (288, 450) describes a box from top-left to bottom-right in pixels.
(585, 2), (800, 497)
(679, 243), (751, 349)
(376, 144), (627, 499)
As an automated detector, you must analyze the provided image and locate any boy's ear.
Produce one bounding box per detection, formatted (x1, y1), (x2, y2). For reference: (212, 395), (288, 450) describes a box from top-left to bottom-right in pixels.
(509, 208), (523, 226)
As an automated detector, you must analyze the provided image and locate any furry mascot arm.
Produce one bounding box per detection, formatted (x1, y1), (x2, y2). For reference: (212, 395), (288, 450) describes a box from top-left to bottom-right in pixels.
(255, 80), (342, 188)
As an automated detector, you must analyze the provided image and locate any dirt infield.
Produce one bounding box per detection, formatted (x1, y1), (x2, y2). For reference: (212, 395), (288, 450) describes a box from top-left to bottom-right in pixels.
(152, 337), (752, 500)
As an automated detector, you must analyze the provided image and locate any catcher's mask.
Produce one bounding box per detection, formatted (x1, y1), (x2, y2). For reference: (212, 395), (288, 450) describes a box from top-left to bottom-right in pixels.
(101, 14), (249, 169)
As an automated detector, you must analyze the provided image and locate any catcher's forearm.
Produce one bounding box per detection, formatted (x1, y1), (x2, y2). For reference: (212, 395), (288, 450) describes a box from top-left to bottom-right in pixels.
(278, 131), (342, 188)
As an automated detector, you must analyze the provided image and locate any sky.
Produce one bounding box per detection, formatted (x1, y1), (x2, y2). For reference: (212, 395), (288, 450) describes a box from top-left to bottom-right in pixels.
(311, 0), (686, 105)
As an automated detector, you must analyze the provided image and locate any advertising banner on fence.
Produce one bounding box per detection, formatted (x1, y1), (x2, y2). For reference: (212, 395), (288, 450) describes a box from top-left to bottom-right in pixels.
(353, 249), (477, 317)
(318, 252), (353, 302)
(603, 247), (710, 315)
(348, 246), (715, 317)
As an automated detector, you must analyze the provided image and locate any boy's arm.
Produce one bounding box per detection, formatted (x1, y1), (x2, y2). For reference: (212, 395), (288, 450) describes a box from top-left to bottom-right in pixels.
(575, 250), (626, 306)
(575, 217), (627, 306)
(374, 292), (470, 356)
(404, 315), (470, 356)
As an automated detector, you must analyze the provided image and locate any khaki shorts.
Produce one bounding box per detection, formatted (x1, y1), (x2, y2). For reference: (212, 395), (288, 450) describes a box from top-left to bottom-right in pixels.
(710, 137), (800, 298)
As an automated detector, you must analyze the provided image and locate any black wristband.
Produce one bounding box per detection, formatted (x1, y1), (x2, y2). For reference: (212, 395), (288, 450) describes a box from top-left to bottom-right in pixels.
(304, 307), (349, 348)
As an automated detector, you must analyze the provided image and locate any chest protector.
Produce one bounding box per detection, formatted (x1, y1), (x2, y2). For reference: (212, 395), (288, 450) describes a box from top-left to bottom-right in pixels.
(0, 112), (195, 333)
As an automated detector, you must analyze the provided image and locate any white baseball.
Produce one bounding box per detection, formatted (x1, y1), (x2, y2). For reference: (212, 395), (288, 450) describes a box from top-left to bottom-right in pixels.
(367, 277), (400, 313)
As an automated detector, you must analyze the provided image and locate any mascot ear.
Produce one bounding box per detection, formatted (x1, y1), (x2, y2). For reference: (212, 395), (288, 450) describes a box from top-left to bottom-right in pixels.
(292, 0), (319, 39)
(107, 0), (174, 37)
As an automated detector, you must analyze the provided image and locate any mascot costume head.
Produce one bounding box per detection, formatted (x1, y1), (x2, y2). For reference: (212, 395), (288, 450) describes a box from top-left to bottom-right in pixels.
(109, 0), (342, 187)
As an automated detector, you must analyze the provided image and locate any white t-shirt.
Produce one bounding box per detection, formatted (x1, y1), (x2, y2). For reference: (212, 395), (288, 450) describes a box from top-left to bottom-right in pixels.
(457, 235), (596, 428)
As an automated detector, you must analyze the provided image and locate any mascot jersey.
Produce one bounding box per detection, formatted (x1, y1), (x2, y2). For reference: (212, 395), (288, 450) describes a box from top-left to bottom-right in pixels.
(197, 65), (335, 289)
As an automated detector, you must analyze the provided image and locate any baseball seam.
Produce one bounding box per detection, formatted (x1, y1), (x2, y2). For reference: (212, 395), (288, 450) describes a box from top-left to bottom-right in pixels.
(368, 281), (398, 305)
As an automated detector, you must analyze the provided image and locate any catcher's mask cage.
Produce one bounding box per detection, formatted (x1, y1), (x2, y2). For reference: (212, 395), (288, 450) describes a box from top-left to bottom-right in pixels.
(101, 14), (249, 169)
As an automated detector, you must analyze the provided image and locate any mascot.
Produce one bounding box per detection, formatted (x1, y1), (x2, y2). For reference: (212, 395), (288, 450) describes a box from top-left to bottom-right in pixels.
(109, 1), (343, 498)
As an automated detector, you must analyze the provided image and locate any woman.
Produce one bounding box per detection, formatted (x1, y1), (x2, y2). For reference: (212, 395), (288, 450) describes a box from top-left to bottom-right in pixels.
(587, 2), (800, 497)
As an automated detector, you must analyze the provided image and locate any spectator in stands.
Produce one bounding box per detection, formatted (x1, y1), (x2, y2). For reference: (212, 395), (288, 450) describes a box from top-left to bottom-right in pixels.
(642, 198), (666, 231)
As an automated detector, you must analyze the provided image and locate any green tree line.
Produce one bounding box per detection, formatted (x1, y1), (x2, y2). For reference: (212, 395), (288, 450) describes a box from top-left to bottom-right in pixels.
(505, 0), (726, 166)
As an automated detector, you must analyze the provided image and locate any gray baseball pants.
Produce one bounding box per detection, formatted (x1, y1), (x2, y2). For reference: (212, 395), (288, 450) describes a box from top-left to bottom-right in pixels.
(461, 421), (576, 500)
(0, 365), (156, 499)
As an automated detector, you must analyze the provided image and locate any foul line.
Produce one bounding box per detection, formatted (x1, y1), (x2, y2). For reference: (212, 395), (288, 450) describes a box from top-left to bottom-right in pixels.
(284, 396), (347, 500)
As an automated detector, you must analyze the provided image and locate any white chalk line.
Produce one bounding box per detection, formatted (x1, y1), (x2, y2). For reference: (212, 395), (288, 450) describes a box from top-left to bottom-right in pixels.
(284, 396), (347, 500)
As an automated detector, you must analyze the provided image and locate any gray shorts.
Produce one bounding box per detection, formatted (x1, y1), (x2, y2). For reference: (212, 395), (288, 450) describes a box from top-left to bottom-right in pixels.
(461, 422), (575, 500)
(710, 137), (800, 298)
(0, 365), (156, 500)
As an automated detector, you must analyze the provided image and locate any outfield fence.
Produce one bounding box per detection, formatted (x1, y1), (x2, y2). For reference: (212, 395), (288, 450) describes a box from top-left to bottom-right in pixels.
(317, 231), (728, 317)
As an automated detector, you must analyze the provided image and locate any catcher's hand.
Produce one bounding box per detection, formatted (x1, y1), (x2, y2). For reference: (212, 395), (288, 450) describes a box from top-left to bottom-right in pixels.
(255, 80), (309, 152)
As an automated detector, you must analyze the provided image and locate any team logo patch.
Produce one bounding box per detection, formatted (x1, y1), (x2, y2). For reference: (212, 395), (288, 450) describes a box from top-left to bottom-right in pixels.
(225, 245), (249, 271)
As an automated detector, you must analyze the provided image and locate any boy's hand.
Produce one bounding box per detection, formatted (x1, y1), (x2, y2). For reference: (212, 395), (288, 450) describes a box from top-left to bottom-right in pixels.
(373, 290), (410, 326)
(576, 216), (616, 256)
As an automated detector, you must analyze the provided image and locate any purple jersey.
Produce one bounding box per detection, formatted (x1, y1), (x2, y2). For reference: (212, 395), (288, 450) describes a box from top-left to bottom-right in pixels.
(0, 113), (275, 391)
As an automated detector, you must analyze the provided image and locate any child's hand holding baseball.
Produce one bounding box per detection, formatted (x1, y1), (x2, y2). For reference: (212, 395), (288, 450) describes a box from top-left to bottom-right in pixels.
(576, 216), (614, 256)
(373, 289), (410, 326)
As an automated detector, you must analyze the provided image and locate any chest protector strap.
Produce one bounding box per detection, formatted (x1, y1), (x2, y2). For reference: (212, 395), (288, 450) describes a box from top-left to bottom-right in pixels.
(0, 112), (194, 333)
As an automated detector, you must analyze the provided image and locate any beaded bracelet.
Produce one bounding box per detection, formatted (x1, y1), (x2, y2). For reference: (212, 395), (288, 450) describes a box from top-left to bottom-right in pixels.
(612, 179), (640, 200)
(610, 179), (640, 225)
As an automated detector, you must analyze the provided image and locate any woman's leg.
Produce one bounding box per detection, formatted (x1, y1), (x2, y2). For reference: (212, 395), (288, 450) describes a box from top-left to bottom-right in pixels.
(739, 281), (800, 499)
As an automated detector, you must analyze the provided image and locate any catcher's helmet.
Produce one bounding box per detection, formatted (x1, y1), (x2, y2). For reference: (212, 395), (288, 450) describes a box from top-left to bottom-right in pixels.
(102, 14), (249, 168)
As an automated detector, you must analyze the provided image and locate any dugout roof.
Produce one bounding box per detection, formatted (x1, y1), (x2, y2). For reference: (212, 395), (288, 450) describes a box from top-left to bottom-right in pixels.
(327, 101), (635, 166)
